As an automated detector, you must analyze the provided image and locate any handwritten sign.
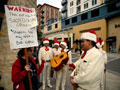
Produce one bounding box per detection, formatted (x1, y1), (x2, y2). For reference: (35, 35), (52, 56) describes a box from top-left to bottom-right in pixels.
(5, 5), (38, 29)
(5, 5), (38, 49)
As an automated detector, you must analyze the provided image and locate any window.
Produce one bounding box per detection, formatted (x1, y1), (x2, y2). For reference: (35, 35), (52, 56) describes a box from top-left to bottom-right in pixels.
(77, 6), (81, 14)
(51, 14), (53, 18)
(70, 8), (74, 15)
(70, 1), (74, 6)
(107, 1), (120, 13)
(91, 9), (99, 17)
(46, 13), (49, 16)
(55, 24), (58, 28)
(92, 0), (97, 6)
(51, 9), (53, 12)
(77, 0), (81, 5)
(56, 11), (58, 14)
(65, 19), (70, 25)
(81, 13), (88, 20)
(56, 16), (58, 18)
(46, 8), (49, 11)
(84, 3), (88, 9)
(72, 16), (77, 23)
(46, 18), (49, 21)
(48, 26), (52, 31)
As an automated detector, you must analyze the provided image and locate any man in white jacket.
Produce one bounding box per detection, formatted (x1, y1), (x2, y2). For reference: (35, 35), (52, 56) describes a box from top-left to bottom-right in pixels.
(38, 38), (53, 90)
(96, 39), (107, 90)
(55, 40), (72, 90)
(70, 30), (104, 90)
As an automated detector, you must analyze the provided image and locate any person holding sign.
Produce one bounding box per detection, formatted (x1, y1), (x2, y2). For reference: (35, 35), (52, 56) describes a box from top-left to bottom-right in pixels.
(38, 38), (53, 90)
(12, 47), (44, 90)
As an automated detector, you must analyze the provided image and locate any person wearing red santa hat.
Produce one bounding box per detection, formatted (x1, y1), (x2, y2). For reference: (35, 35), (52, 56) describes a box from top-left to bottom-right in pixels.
(97, 39), (107, 90)
(55, 40), (72, 90)
(38, 38), (53, 90)
(53, 40), (61, 56)
(70, 30), (104, 90)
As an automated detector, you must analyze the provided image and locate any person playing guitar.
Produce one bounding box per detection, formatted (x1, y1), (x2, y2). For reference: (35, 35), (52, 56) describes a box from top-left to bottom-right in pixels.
(55, 40), (72, 90)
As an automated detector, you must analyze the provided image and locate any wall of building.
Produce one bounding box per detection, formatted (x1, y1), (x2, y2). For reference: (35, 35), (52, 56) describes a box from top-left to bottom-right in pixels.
(108, 16), (120, 53)
(43, 21), (61, 34)
(68, 0), (77, 17)
(73, 19), (107, 51)
(81, 0), (102, 12)
(37, 4), (59, 31)
(0, 0), (36, 89)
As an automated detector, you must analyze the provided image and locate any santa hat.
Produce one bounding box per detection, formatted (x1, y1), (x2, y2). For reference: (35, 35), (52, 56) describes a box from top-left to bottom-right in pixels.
(96, 40), (101, 49)
(54, 41), (59, 46)
(99, 40), (104, 47)
(60, 40), (67, 47)
(43, 38), (49, 44)
(81, 30), (97, 42)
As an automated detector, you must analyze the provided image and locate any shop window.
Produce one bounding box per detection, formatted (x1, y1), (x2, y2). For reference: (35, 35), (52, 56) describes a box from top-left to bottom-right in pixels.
(48, 26), (52, 31)
(91, 9), (99, 17)
(55, 24), (58, 28)
(81, 13), (88, 20)
(65, 19), (70, 25)
(72, 16), (77, 23)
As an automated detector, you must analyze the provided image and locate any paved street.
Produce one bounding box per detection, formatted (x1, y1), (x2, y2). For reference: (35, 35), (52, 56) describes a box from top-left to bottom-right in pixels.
(39, 52), (120, 90)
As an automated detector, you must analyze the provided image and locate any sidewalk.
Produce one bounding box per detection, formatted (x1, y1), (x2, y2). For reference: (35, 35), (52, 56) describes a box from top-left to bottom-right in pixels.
(106, 71), (120, 90)
(107, 53), (120, 58)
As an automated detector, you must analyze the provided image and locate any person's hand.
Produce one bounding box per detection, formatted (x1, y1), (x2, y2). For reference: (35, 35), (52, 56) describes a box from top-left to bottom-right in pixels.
(25, 65), (31, 71)
(70, 76), (79, 88)
(69, 67), (74, 71)
(69, 64), (75, 71)
(33, 57), (37, 60)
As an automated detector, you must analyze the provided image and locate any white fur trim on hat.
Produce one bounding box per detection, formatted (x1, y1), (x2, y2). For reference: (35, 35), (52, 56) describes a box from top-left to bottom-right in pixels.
(81, 32), (97, 42)
(101, 41), (104, 46)
(61, 42), (67, 47)
(54, 43), (59, 46)
(96, 42), (101, 49)
(43, 41), (49, 44)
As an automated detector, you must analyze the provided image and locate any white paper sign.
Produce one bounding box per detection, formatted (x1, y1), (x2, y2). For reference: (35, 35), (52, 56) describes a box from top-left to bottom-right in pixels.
(5, 5), (38, 29)
(5, 5), (38, 49)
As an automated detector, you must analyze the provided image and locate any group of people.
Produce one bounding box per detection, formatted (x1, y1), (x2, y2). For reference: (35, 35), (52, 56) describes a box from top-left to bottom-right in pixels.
(11, 30), (107, 90)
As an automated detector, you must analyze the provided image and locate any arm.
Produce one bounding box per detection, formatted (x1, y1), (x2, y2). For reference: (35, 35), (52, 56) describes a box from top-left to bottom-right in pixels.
(37, 60), (45, 75)
(12, 59), (28, 83)
(38, 48), (42, 65)
(68, 51), (72, 64)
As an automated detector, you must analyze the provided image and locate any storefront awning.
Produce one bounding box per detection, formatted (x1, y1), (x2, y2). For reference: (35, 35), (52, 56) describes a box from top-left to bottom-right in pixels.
(106, 36), (116, 42)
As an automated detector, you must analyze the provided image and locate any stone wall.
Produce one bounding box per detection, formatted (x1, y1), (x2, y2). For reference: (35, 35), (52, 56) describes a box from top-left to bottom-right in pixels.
(0, 0), (36, 89)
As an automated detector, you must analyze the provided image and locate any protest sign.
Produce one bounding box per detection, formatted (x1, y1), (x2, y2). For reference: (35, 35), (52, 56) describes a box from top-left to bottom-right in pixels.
(5, 5), (38, 49)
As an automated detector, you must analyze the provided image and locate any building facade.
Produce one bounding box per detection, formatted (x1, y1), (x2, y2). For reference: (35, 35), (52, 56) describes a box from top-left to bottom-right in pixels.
(37, 3), (59, 30)
(61, 0), (120, 53)
(61, 0), (104, 18)
(43, 21), (74, 48)
(73, 19), (107, 51)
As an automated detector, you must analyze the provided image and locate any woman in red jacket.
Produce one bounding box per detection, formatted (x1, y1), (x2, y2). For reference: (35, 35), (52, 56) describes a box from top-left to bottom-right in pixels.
(12, 47), (44, 90)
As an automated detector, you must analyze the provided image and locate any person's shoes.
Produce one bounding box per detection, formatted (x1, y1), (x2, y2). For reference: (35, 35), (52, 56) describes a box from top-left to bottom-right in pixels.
(47, 84), (53, 88)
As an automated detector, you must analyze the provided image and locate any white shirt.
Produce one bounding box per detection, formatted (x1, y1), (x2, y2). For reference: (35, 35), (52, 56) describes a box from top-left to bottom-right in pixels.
(38, 46), (53, 65)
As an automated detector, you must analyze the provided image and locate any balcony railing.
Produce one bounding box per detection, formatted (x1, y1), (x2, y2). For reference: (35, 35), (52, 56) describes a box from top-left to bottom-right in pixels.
(61, 0), (67, 5)
(61, 6), (67, 13)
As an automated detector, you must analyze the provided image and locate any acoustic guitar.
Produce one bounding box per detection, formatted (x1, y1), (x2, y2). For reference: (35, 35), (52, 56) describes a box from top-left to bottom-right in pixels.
(50, 44), (76, 71)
